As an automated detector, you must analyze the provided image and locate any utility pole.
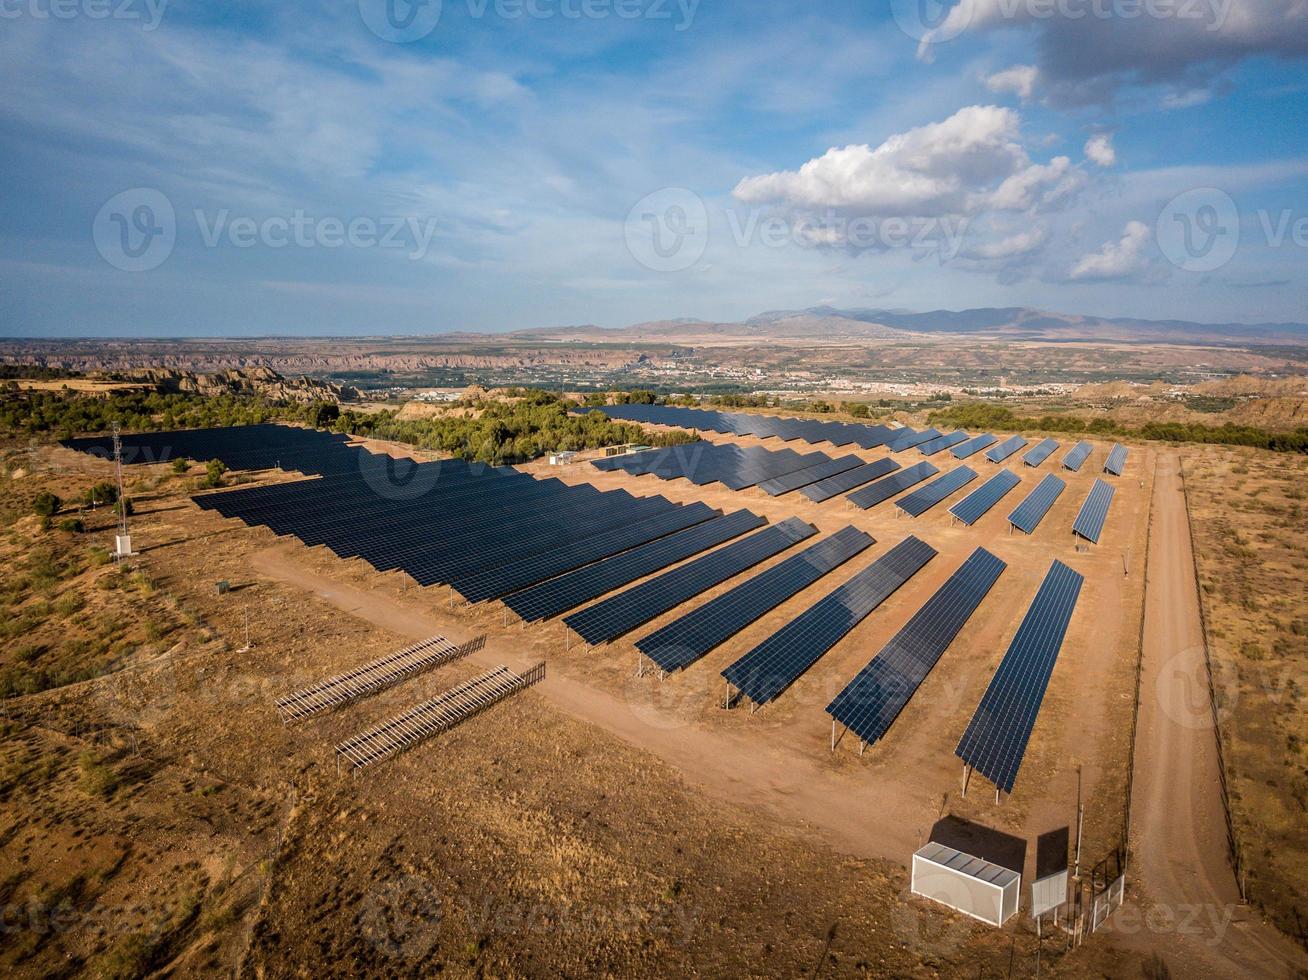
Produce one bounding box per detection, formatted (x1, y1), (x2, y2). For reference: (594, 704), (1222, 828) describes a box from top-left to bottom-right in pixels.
(111, 422), (134, 560)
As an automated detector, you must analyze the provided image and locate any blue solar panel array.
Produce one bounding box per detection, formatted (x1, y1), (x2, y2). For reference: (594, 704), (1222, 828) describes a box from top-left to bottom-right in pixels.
(1072, 479), (1116, 543)
(895, 466), (977, 517)
(885, 427), (941, 452)
(956, 560), (1084, 794)
(722, 536), (937, 706)
(756, 454), (864, 496)
(801, 457), (901, 503)
(502, 509), (766, 622)
(951, 433), (998, 459)
(577, 404), (894, 450)
(64, 425), (805, 621)
(1022, 437), (1059, 467)
(563, 518), (816, 645)
(1103, 444), (1128, 476)
(827, 548), (1006, 746)
(984, 435), (1028, 463)
(592, 441), (830, 490)
(949, 470), (1022, 525)
(1008, 474), (1065, 534)
(846, 461), (939, 510)
(636, 526), (874, 672)
(1062, 441), (1093, 472)
(917, 430), (969, 456)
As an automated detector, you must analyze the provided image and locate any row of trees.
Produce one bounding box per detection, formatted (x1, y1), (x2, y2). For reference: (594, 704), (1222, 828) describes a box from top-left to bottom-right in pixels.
(928, 402), (1308, 453)
(318, 390), (697, 465)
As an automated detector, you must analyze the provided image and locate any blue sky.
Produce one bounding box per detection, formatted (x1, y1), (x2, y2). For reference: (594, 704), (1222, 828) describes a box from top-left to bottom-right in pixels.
(1, 0), (1306, 336)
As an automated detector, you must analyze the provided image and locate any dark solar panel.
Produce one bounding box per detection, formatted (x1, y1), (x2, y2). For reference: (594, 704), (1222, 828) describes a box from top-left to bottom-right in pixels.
(1062, 441), (1093, 471)
(1103, 444), (1128, 476)
(950, 433), (998, 459)
(563, 517), (816, 645)
(1072, 479), (1115, 543)
(846, 461), (939, 510)
(1022, 438), (1059, 467)
(917, 430), (969, 456)
(984, 435), (1028, 463)
(801, 457), (901, 503)
(895, 466), (977, 517)
(757, 455), (864, 496)
(501, 509), (766, 622)
(1007, 474), (1065, 534)
(636, 526), (874, 672)
(827, 548), (1006, 745)
(722, 536), (937, 706)
(452, 502), (719, 602)
(956, 560), (1084, 794)
(949, 469), (1022, 525)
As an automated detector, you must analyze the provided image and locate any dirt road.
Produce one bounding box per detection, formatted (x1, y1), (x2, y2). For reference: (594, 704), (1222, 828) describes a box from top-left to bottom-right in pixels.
(1124, 452), (1306, 977)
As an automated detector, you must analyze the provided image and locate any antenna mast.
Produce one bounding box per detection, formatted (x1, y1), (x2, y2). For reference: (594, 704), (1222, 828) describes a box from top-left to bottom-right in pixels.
(112, 422), (134, 560)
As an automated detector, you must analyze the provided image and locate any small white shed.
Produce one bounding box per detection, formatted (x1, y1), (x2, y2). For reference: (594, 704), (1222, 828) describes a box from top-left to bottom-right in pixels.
(910, 841), (1020, 927)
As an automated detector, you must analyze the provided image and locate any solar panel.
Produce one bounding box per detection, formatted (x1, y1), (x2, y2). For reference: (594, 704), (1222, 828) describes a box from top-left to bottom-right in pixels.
(801, 457), (901, 503)
(1008, 474), (1065, 534)
(757, 455), (865, 495)
(886, 427), (942, 452)
(846, 461), (939, 510)
(563, 518), (817, 645)
(636, 526), (874, 672)
(1062, 441), (1093, 471)
(917, 430), (969, 456)
(501, 509), (767, 622)
(723, 536), (937, 706)
(1022, 438), (1059, 467)
(956, 560), (1084, 794)
(1072, 479), (1115, 543)
(895, 466), (977, 517)
(950, 470), (1021, 525)
(1103, 444), (1128, 476)
(950, 433), (998, 459)
(827, 548), (1006, 746)
(452, 502), (719, 602)
(984, 435), (1027, 463)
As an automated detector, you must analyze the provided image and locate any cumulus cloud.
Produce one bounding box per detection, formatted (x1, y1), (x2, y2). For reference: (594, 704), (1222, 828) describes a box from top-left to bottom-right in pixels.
(920, 0), (1308, 106)
(733, 105), (1071, 218)
(1069, 221), (1152, 280)
(985, 64), (1038, 101)
(1084, 133), (1116, 167)
(964, 225), (1048, 260)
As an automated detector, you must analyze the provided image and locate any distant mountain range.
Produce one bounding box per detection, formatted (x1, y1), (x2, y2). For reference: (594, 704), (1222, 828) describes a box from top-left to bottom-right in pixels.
(522, 306), (1308, 346)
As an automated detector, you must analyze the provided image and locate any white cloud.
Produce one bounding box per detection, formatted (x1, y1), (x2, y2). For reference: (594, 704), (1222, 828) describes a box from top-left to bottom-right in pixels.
(733, 105), (1069, 218)
(1069, 221), (1151, 280)
(985, 65), (1038, 101)
(965, 225), (1048, 260)
(1084, 133), (1116, 167)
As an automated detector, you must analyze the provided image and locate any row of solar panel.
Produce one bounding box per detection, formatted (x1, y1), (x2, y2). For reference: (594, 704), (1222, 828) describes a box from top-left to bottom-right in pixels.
(64, 426), (824, 618)
(826, 552), (1083, 795)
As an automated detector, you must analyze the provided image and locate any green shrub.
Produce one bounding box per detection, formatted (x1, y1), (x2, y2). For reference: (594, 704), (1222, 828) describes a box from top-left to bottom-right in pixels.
(32, 492), (61, 517)
(58, 517), (84, 533)
(203, 459), (227, 488)
(171, 457), (190, 474)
